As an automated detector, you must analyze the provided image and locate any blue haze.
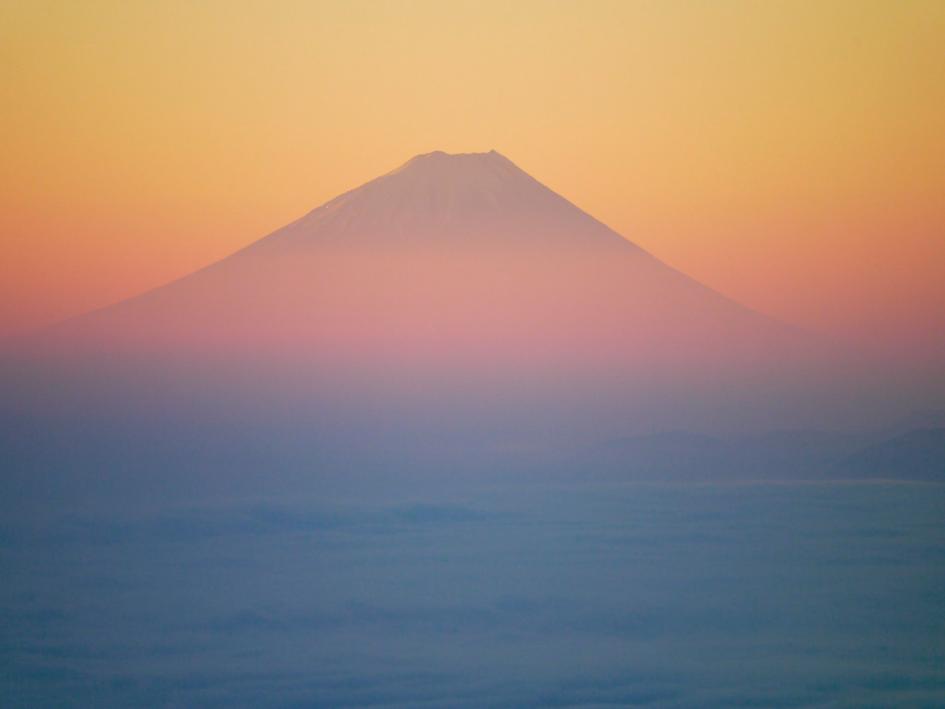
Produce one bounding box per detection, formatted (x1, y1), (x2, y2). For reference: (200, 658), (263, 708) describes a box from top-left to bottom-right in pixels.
(2, 481), (945, 707)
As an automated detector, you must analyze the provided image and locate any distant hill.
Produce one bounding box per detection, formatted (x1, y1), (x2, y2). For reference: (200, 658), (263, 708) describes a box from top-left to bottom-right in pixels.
(573, 430), (871, 481)
(564, 427), (945, 482)
(832, 428), (945, 481)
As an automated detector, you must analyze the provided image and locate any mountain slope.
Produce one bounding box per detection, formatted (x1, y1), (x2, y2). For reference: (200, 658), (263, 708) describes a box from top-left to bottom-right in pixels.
(51, 150), (802, 377)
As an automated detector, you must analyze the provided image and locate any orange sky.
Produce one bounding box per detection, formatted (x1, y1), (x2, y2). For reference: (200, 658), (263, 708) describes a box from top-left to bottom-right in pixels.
(2, 0), (944, 352)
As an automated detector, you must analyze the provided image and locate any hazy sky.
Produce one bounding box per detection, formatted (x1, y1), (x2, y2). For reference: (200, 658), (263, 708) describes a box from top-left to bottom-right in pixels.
(2, 0), (944, 350)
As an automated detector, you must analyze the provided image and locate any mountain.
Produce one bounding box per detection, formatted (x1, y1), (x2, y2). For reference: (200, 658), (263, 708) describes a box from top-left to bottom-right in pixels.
(559, 429), (873, 481)
(2, 150), (849, 511)
(881, 410), (945, 438)
(48, 150), (803, 376)
(833, 428), (945, 481)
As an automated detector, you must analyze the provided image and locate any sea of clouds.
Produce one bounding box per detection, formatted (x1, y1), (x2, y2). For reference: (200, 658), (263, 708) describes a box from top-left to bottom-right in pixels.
(3, 480), (944, 707)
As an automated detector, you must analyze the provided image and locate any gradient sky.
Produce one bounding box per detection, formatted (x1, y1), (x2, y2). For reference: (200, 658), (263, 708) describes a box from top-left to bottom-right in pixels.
(2, 0), (944, 354)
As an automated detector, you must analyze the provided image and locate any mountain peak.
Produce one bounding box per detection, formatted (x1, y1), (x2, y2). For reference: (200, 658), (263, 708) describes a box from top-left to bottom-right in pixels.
(392, 149), (517, 176)
(407, 148), (504, 161)
(277, 149), (630, 250)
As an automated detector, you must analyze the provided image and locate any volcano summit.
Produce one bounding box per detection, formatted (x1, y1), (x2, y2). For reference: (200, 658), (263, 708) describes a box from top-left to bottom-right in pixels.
(54, 150), (799, 376)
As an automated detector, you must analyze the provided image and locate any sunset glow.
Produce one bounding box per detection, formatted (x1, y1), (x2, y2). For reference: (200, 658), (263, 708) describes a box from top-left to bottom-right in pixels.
(4, 5), (945, 706)
(2, 0), (943, 354)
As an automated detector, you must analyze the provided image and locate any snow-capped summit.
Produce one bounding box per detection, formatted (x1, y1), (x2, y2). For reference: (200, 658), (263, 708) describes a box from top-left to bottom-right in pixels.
(257, 150), (632, 250)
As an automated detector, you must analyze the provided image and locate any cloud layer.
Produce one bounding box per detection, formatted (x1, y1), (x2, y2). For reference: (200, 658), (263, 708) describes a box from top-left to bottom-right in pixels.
(3, 482), (944, 707)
